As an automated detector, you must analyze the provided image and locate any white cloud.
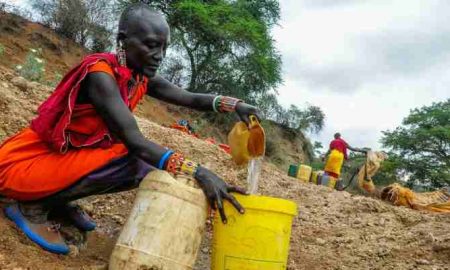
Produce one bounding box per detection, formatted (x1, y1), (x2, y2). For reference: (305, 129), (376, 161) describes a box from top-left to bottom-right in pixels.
(273, 0), (450, 151)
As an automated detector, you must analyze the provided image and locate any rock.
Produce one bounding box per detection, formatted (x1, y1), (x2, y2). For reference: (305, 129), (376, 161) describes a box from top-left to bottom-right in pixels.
(89, 264), (108, 270)
(68, 245), (80, 258)
(78, 201), (94, 214)
(415, 259), (430, 265)
(353, 218), (362, 225)
(377, 248), (390, 257)
(201, 247), (209, 254)
(316, 238), (326, 245)
(111, 214), (125, 225)
(26, 81), (41, 91)
(11, 76), (28, 91)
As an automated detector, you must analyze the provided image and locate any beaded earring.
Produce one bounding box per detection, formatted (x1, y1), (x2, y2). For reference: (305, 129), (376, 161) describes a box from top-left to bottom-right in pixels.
(117, 40), (127, 67)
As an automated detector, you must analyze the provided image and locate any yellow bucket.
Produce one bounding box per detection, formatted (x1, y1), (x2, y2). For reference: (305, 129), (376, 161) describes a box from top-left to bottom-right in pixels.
(296, 164), (312, 183)
(212, 194), (298, 270)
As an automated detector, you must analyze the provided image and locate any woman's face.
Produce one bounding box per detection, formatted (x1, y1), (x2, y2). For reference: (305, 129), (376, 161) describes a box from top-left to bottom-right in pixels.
(122, 15), (170, 78)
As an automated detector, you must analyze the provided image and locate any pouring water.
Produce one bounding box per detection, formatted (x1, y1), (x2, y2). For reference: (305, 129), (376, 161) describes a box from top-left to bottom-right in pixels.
(246, 157), (263, 194)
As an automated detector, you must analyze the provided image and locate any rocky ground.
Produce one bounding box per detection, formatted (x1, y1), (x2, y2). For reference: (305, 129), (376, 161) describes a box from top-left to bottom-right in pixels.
(0, 67), (449, 270)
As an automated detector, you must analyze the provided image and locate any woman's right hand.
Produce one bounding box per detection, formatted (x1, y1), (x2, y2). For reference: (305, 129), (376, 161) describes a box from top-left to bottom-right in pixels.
(194, 165), (247, 224)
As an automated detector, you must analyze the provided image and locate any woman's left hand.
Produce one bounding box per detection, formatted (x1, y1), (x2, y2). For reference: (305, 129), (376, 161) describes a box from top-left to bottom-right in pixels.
(235, 102), (261, 125)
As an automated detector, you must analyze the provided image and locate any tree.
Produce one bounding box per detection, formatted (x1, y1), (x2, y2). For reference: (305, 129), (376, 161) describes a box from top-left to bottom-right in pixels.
(30, 0), (114, 51)
(114, 1), (328, 135)
(381, 99), (450, 188)
(270, 104), (325, 134)
(116, 0), (282, 104)
(312, 141), (323, 157)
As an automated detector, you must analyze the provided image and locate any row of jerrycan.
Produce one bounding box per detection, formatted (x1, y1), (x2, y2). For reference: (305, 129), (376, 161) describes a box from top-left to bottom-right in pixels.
(288, 164), (338, 189)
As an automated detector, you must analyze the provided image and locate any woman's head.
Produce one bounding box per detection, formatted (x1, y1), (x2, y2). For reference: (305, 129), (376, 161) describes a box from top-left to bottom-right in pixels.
(118, 4), (170, 78)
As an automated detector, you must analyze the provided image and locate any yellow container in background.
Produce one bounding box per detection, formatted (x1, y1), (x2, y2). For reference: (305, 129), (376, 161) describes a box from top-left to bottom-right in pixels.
(320, 173), (337, 189)
(212, 194), (298, 270)
(296, 164), (312, 182)
(310, 170), (323, 184)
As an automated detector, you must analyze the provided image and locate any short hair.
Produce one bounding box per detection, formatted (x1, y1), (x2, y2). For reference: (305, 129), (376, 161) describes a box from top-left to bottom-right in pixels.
(334, 133), (341, 139)
(118, 3), (161, 34)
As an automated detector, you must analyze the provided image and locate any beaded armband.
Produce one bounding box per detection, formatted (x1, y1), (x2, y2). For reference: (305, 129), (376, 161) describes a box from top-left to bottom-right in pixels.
(212, 96), (242, 113)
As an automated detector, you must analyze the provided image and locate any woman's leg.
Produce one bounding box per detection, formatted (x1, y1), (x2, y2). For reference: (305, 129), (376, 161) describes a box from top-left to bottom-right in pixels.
(5, 155), (154, 254)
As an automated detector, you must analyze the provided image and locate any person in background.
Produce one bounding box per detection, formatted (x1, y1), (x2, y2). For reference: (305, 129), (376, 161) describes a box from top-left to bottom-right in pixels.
(322, 133), (367, 181)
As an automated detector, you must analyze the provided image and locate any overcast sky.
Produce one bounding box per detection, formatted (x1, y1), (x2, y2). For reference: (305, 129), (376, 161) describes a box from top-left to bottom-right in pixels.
(273, 0), (449, 151)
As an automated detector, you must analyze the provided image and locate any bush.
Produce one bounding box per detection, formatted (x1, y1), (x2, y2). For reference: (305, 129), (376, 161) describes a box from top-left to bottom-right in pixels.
(30, 0), (114, 51)
(16, 48), (45, 82)
(0, 43), (4, 56)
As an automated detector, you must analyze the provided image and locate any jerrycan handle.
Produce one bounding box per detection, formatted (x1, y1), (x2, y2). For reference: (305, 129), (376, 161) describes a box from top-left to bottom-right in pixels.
(248, 115), (259, 128)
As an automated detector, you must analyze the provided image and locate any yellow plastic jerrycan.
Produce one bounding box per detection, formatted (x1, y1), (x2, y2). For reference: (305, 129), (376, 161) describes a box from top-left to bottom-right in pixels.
(228, 115), (265, 165)
(212, 194), (298, 270)
(296, 164), (312, 183)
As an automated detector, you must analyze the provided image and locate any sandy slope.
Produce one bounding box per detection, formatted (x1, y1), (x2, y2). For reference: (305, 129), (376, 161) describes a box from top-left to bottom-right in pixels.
(0, 67), (449, 270)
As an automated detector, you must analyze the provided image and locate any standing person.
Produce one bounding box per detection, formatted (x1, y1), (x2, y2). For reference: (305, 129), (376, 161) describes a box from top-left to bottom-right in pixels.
(0, 4), (259, 254)
(323, 133), (366, 179)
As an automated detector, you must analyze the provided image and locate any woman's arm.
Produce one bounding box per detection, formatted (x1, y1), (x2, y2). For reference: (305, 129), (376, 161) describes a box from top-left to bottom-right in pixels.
(84, 72), (245, 223)
(85, 72), (167, 165)
(347, 144), (366, 153)
(147, 74), (215, 110)
(147, 75), (260, 124)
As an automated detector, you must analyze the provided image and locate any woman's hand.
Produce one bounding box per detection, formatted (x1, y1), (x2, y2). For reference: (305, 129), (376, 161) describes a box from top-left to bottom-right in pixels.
(235, 102), (261, 125)
(194, 165), (247, 223)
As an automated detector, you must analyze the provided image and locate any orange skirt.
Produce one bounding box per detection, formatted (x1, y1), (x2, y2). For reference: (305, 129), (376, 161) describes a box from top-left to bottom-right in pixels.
(0, 128), (128, 201)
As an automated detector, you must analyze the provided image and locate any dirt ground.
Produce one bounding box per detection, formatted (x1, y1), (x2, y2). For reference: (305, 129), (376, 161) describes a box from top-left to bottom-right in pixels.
(0, 66), (449, 270)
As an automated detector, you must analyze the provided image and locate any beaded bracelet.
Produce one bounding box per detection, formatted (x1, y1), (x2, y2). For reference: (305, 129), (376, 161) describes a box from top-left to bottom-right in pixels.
(165, 152), (199, 176)
(212, 96), (221, 112)
(212, 96), (242, 113)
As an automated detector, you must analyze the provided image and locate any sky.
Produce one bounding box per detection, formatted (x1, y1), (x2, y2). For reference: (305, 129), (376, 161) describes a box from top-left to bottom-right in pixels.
(6, 0), (450, 151)
(273, 0), (449, 151)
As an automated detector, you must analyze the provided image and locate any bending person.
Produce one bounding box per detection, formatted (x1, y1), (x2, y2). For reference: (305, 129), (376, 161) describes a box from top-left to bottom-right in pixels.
(0, 4), (258, 254)
(323, 132), (366, 179)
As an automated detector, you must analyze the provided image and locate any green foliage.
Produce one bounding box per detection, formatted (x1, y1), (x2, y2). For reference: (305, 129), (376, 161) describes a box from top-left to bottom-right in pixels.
(310, 159), (325, 171)
(16, 48), (45, 82)
(30, 0), (114, 51)
(117, 0), (282, 105)
(255, 93), (325, 133)
(312, 141), (323, 157)
(381, 99), (450, 188)
(0, 43), (4, 56)
(371, 154), (403, 187)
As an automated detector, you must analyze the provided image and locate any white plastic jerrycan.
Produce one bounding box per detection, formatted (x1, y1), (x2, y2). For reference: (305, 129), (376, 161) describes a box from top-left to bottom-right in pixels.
(109, 170), (208, 270)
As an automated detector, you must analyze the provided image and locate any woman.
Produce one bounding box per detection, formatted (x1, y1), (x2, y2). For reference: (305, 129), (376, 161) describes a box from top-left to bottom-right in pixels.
(0, 4), (258, 254)
(323, 132), (366, 179)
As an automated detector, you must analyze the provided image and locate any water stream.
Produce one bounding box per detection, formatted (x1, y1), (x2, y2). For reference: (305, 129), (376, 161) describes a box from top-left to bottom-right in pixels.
(246, 157), (263, 194)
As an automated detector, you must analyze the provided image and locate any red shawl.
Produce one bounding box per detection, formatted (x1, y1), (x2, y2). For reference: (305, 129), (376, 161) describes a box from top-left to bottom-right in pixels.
(30, 53), (132, 153)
